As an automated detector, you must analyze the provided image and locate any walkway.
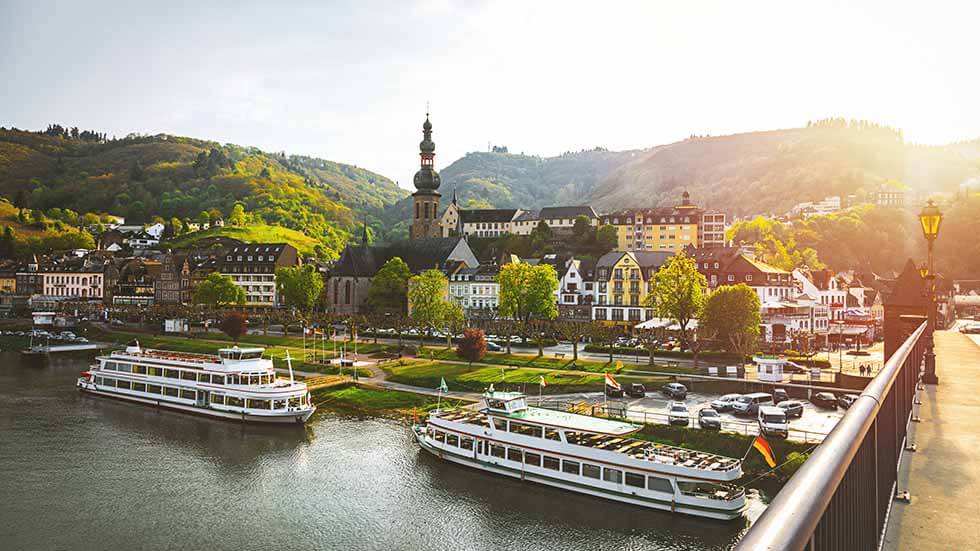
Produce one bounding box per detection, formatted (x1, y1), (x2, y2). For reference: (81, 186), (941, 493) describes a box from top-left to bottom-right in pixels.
(883, 328), (980, 550)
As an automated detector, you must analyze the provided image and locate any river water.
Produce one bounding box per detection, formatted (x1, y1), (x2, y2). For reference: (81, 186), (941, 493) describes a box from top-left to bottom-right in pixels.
(0, 353), (760, 550)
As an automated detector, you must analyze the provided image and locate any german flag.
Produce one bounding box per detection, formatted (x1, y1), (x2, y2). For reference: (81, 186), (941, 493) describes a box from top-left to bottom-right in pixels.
(752, 435), (777, 468)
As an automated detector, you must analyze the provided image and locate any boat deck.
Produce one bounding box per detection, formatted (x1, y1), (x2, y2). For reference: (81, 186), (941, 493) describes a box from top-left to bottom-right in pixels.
(435, 408), (740, 473)
(110, 348), (221, 365)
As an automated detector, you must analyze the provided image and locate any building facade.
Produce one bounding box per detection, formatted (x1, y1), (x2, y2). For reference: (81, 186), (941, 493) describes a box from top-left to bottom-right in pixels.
(591, 251), (669, 324)
(217, 243), (300, 306)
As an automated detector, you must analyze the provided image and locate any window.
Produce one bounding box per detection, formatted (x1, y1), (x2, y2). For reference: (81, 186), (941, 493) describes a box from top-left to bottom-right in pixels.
(211, 374), (225, 385)
(648, 477), (673, 493)
(524, 452), (541, 466)
(543, 456), (560, 471)
(180, 389), (196, 400)
(594, 308), (607, 320)
(507, 448), (523, 462)
(164, 386), (179, 397)
(509, 422), (542, 438)
(562, 460), (580, 475)
(447, 434), (459, 447)
(133, 383), (146, 392)
(582, 464), (601, 479)
(211, 393), (225, 405)
(490, 444), (506, 459)
(492, 418), (508, 431)
(147, 367), (162, 377)
(117, 380), (132, 390)
(603, 468), (623, 484)
(164, 368), (179, 379)
(625, 472), (645, 488)
(459, 437), (474, 451)
(133, 365), (146, 375)
(182, 370), (196, 381)
(227, 396), (243, 407)
(545, 428), (561, 441)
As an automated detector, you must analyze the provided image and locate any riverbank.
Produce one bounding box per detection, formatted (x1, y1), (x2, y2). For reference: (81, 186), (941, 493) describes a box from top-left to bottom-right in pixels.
(312, 384), (459, 419)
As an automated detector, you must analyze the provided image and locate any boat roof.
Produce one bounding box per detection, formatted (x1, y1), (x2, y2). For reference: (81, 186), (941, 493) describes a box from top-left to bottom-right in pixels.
(500, 406), (639, 436)
(218, 347), (265, 354)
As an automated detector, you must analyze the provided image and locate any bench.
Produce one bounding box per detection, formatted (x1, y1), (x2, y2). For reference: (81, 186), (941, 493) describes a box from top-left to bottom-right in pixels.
(553, 352), (566, 359)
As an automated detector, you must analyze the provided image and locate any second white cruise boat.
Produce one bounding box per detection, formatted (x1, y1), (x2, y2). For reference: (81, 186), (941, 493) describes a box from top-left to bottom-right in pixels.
(77, 340), (315, 424)
(413, 390), (746, 520)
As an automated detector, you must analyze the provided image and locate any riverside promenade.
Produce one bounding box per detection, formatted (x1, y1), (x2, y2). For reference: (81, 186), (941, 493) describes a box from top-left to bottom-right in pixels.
(883, 329), (980, 550)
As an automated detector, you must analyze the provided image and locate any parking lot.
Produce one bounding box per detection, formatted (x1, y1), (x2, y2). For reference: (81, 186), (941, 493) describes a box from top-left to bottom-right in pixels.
(547, 387), (847, 443)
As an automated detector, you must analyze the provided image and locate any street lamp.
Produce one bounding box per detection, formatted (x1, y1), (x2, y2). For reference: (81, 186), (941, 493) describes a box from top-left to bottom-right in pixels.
(918, 200), (943, 384)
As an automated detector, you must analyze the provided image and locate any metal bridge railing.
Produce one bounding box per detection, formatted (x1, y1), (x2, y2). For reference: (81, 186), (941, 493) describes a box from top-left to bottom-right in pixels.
(735, 321), (927, 551)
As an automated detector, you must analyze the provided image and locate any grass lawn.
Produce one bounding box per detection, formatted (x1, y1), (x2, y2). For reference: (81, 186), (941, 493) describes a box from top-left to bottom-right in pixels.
(312, 385), (457, 417)
(163, 224), (321, 256)
(420, 346), (696, 375)
(384, 360), (668, 395)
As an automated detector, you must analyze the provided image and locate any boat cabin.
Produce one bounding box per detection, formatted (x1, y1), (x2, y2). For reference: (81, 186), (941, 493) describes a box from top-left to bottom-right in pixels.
(219, 347), (265, 363)
(484, 391), (527, 414)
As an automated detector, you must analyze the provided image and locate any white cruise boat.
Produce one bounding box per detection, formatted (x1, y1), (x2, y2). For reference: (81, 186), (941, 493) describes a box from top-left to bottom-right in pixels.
(413, 391), (746, 520)
(77, 341), (315, 424)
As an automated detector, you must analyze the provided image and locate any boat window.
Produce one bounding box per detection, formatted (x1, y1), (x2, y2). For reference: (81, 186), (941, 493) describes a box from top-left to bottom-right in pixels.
(582, 464), (601, 479)
(562, 460), (580, 475)
(211, 393), (225, 405)
(164, 369), (179, 379)
(95, 376), (104, 385)
(459, 437), (474, 451)
(487, 398), (506, 410)
(102, 377), (114, 386)
(117, 380), (132, 390)
(197, 373), (208, 382)
(603, 468), (623, 484)
(147, 384), (161, 394)
(545, 428), (561, 441)
(147, 367), (162, 377)
(116, 363), (132, 373)
(435, 431), (445, 443)
(507, 448), (523, 462)
(648, 477), (673, 493)
(164, 386), (179, 397)
(543, 456), (560, 471)
(477, 441), (486, 455)
(509, 422), (542, 438)
(133, 365), (146, 375)
(133, 383), (146, 392)
(103, 362), (117, 371)
(677, 481), (727, 497)
(524, 452), (541, 467)
(288, 396), (301, 408)
(625, 472), (645, 488)
(490, 445), (506, 459)
(249, 399), (271, 410)
(227, 396), (244, 407)
(180, 389), (196, 400)
(181, 371), (196, 381)
(492, 418), (508, 431)
(273, 399), (286, 410)
(211, 374), (225, 385)
(447, 434), (459, 447)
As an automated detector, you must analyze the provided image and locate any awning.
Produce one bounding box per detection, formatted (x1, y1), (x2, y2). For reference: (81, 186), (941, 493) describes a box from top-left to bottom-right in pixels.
(633, 317), (698, 331)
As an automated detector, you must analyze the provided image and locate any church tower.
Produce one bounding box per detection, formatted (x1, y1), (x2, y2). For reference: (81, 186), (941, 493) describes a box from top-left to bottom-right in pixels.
(409, 114), (442, 240)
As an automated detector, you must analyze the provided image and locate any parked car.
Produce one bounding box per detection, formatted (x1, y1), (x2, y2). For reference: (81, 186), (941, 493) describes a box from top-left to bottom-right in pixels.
(773, 388), (789, 403)
(668, 402), (690, 426)
(625, 383), (646, 398)
(710, 394), (742, 412)
(776, 400), (804, 418)
(698, 408), (722, 430)
(732, 392), (773, 416)
(960, 323), (980, 334)
(758, 406), (789, 438)
(837, 394), (859, 409)
(485, 341), (503, 352)
(811, 392), (838, 409)
(661, 382), (687, 400)
(605, 384), (624, 398)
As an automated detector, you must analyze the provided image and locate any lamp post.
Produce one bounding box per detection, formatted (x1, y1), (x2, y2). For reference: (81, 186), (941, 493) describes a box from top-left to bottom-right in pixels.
(918, 200), (943, 385)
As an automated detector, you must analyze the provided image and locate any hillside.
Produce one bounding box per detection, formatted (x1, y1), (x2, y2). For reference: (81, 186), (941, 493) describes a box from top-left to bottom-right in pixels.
(380, 120), (980, 225)
(163, 223), (322, 257)
(0, 126), (408, 259)
(382, 148), (644, 238)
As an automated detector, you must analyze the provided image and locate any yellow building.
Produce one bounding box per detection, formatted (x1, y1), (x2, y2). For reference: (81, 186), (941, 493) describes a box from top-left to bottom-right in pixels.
(0, 274), (15, 294)
(599, 191), (725, 252)
(591, 251), (671, 324)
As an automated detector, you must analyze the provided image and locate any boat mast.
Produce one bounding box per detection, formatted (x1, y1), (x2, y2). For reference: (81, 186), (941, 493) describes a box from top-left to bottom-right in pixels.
(285, 349), (295, 383)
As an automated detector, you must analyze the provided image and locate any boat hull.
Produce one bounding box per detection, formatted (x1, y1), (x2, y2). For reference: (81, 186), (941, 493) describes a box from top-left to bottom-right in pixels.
(413, 428), (745, 521)
(78, 382), (314, 425)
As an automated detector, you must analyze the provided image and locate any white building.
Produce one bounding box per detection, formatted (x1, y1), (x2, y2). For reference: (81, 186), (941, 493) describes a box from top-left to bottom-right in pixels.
(41, 269), (105, 299)
(449, 265), (501, 313)
(790, 196), (841, 218)
(792, 268), (848, 322)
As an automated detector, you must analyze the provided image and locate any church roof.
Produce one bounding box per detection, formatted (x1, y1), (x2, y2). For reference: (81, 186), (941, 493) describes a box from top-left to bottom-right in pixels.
(330, 237), (474, 277)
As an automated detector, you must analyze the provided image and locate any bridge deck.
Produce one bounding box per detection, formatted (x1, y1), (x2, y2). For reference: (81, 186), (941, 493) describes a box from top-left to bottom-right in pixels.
(883, 328), (980, 550)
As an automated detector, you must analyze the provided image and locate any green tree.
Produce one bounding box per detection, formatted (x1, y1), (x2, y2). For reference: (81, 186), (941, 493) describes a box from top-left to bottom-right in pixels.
(194, 273), (246, 306)
(169, 217), (183, 236)
(196, 211), (211, 227)
(441, 301), (466, 349)
(229, 202), (247, 226)
(572, 215), (592, 239)
(407, 269), (451, 348)
(596, 224), (619, 251)
(275, 265), (323, 312)
(498, 262), (558, 351)
(647, 250), (707, 353)
(700, 283), (761, 359)
(366, 257), (411, 314)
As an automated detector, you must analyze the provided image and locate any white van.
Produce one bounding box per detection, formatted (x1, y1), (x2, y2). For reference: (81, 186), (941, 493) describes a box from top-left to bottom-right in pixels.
(732, 392), (774, 416)
(758, 406), (789, 438)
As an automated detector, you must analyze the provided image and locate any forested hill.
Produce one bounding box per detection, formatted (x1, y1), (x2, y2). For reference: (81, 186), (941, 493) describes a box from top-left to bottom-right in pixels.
(0, 125), (408, 258)
(381, 147), (645, 238)
(380, 120), (980, 231)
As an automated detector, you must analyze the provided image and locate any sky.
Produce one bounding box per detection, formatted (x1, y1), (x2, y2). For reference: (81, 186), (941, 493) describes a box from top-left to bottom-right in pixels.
(2, 0), (978, 189)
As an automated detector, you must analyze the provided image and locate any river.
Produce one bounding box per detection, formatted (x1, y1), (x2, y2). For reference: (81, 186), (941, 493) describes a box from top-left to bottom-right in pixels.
(0, 352), (761, 550)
